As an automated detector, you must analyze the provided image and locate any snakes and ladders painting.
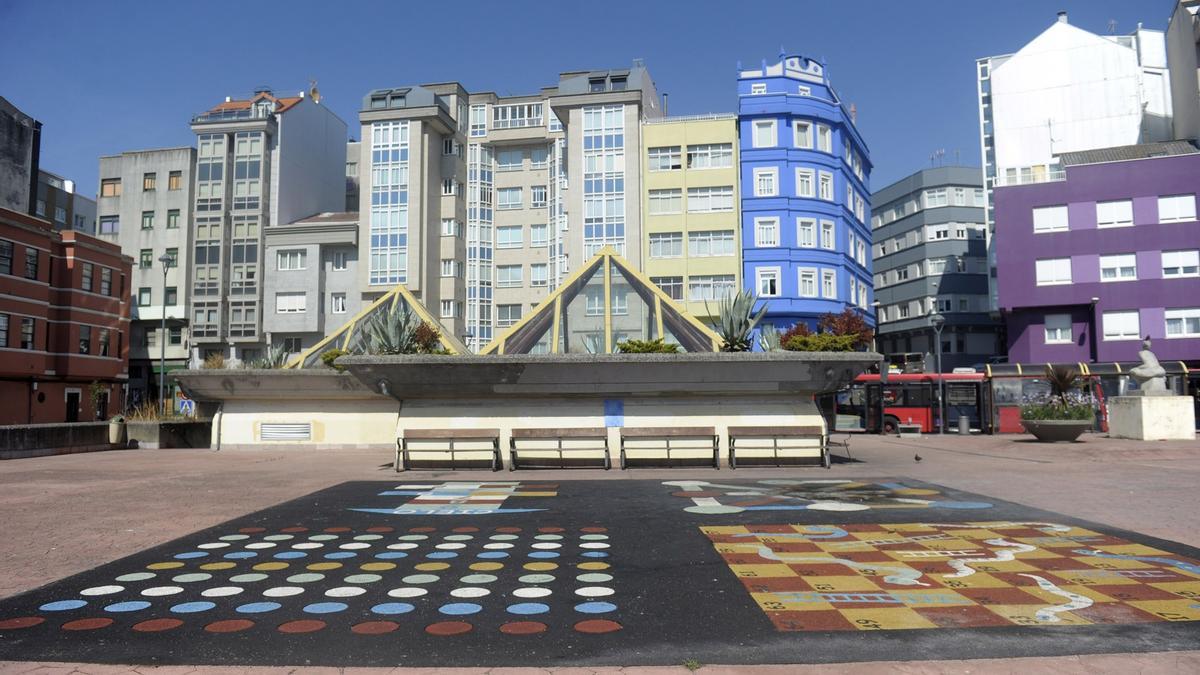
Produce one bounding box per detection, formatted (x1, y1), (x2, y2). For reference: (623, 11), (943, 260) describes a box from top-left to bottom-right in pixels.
(665, 479), (993, 514)
(352, 482), (559, 516)
(702, 521), (1200, 631)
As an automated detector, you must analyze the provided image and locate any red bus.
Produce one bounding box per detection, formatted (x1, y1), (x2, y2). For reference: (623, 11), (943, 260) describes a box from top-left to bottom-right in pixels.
(819, 372), (990, 434)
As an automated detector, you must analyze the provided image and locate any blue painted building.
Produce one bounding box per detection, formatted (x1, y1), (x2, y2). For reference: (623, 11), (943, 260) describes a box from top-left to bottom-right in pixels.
(737, 54), (874, 333)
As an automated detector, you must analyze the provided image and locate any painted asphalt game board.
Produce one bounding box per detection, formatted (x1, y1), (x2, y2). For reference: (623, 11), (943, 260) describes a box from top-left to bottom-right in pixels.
(0, 478), (1198, 667)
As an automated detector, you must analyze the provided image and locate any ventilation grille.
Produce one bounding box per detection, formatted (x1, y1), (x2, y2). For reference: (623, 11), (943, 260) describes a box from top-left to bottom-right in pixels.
(260, 423), (312, 442)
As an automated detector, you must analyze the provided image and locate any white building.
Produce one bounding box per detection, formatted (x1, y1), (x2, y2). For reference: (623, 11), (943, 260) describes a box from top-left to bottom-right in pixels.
(1167, 1), (1200, 141)
(976, 11), (1173, 309)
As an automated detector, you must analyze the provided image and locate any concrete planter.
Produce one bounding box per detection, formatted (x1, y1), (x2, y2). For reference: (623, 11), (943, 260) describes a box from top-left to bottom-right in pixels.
(1021, 419), (1090, 442)
(127, 420), (213, 449)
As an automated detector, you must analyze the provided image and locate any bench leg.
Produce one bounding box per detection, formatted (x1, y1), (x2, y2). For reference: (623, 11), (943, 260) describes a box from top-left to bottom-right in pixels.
(509, 437), (518, 472)
(619, 439), (627, 470)
(492, 440), (501, 472)
(603, 441), (611, 470)
(712, 435), (719, 470)
(395, 439), (403, 473)
(729, 440), (737, 470)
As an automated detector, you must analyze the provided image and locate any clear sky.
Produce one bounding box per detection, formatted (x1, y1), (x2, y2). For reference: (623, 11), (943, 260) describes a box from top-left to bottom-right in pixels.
(0, 0), (1174, 198)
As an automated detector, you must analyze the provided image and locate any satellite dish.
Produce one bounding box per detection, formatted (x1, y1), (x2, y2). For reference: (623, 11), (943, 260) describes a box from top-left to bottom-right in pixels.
(309, 80), (321, 104)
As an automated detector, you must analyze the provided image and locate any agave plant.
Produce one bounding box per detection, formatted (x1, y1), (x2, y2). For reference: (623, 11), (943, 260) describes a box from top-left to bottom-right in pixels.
(758, 324), (782, 352)
(251, 343), (289, 369)
(1045, 364), (1081, 406)
(707, 290), (769, 352)
(365, 303), (421, 355)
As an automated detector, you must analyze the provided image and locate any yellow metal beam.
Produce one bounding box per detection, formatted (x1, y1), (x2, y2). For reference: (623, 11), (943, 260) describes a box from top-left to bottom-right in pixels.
(550, 295), (562, 354)
(603, 254), (613, 354)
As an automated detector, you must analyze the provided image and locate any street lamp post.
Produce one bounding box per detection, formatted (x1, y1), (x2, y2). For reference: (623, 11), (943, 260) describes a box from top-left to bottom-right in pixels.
(158, 253), (174, 417)
(930, 312), (945, 434)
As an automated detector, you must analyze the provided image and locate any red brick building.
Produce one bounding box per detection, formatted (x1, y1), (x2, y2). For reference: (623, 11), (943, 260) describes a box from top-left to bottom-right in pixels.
(0, 206), (131, 423)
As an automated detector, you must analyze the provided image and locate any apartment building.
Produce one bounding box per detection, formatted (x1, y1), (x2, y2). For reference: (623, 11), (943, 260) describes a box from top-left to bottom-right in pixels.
(1168, 1), (1200, 141)
(0, 96), (40, 214)
(641, 114), (741, 321)
(871, 167), (1000, 370)
(977, 11), (1173, 308)
(345, 141), (360, 212)
(35, 170), (95, 233)
(95, 147), (196, 404)
(188, 89), (346, 365)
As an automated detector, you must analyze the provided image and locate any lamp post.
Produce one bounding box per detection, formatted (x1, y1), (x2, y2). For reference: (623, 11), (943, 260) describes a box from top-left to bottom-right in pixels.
(158, 253), (174, 417)
(930, 312), (945, 434)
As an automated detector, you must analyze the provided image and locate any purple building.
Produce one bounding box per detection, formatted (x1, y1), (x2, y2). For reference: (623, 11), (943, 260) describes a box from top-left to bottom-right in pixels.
(994, 141), (1200, 365)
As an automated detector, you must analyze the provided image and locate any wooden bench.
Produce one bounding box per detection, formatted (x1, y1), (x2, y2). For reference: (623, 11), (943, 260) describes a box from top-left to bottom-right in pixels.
(397, 428), (502, 472)
(728, 425), (828, 469)
(618, 427), (719, 469)
(898, 423), (923, 438)
(509, 427), (611, 470)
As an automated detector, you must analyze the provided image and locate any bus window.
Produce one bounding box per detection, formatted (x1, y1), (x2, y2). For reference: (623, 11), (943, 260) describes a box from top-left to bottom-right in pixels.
(882, 387), (901, 405)
(904, 384), (932, 407)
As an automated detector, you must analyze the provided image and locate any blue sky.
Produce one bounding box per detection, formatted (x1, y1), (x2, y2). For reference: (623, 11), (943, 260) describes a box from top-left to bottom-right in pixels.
(0, 0), (1173, 198)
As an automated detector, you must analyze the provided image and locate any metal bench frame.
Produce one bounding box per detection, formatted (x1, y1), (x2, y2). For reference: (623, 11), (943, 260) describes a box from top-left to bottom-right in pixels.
(727, 425), (829, 469)
(508, 427), (611, 470)
(397, 428), (502, 472)
(618, 426), (719, 470)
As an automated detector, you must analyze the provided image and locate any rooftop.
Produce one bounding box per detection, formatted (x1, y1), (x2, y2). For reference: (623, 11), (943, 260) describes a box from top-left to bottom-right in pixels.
(1058, 141), (1199, 167)
(287, 211), (359, 225)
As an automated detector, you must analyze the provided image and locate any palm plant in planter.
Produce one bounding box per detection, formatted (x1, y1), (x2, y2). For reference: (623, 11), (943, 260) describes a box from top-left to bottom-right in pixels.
(1020, 365), (1095, 442)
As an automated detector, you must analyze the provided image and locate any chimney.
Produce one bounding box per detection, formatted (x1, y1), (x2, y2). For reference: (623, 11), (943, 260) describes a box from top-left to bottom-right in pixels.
(662, 93), (668, 116)
(1057, 11), (1067, 23)
(850, 103), (857, 123)
(224, 96), (232, 103)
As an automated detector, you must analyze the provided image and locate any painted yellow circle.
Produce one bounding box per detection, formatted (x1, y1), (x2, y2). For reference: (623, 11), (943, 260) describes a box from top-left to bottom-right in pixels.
(360, 562), (396, 572)
(414, 562), (449, 571)
(893, 488), (938, 496)
(146, 562), (185, 570)
(523, 562), (558, 571)
(307, 562), (342, 571)
(253, 562), (289, 571)
(199, 562), (237, 571)
(578, 562), (610, 571)
(469, 562), (504, 571)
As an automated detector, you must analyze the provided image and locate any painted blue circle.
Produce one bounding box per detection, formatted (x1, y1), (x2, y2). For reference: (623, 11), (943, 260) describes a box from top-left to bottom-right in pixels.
(426, 551), (458, 559)
(371, 602), (415, 615)
(174, 551), (207, 560)
(170, 601), (216, 613)
(476, 551), (508, 559)
(273, 551), (307, 559)
(303, 602), (348, 614)
(105, 601), (152, 612)
(40, 600), (86, 611)
(236, 602), (282, 614)
(325, 551), (357, 559)
(528, 551), (560, 559)
(581, 551), (609, 558)
(575, 601), (618, 614)
(375, 551), (408, 559)
(506, 602), (550, 615)
(438, 602), (482, 615)
(224, 551), (257, 559)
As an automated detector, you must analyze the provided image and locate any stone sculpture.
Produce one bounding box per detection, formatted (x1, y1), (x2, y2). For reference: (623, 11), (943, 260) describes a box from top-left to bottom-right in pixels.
(1128, 336), (1167, 395)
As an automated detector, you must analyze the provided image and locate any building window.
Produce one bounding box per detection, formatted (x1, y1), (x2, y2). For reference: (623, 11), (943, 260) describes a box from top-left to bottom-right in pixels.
(793, 120), (812, 149)
(648, 189), (682, 215)
(496, 265), (522, 287)
(98, 330), (110, 357)
(530, 223), (549, 247)
(651, 276), (683, 300)
(441, 178), (457, 196)
(443, 138), (456, 156)
(492, 103), (543, 130)
(54, 206), (66, 223)
(1099, 254), (1137, 282)
(795, 168), (815, 198)
(143, 173), (156, 191)
(497, 225), (523, 249)
(923, 188), (949, 209)
(686, 186), (734, 213)
(1102, 310), (1140, 341)
(100, 179), (121, 197)
(100, 268), (112, 296)
(752, 119), (777, 148)
(165, 210), (180, 229)
(275, 292), (306, 313)
(819, 220), (835, 250)
(497, 148), (523, 171)
(79, 325), (91, 354)
(369, 120), (409, 285)
(687, 275), (736, 302)
(281, 337), (302, 354)
(1165, 308), (1200, 338)
(277, 249), (306, 271)
(139, 249), (153, 268)
(168, 171), (182, 190)
(440, 219), (461, 237)
(530, 146), (549, 168)
(797, 218), (816, 247)
(497, 304), (522, 327)
(1035, 258), (1072, 285)
(330, 250), (348, 271)
(798, 268), (817, 297)
(1096, 200), (1133, 228)
(818, 171), (833, 201)
(164, 247), (178, 266)
(142, 326), (156, 348)
(137, 287), (151, 306)
(750, 83), (767, 95)
(497, 187), (522, 210)
(20, 317), (33, 349)
(1032, 205), (1068, 233)
(331, 293), (347, 314)
(648, 146), (681, 171)
(754, 168), (778, 197)
(99, 216), (119, 234)
(755, 217), (779, 247)
(24, 249), (37, 280)
(688, 230), (735, 257)
(1044, 314), (1072, 344)
(531, 185), (547, 208)
(81, 263), (93, 292)
(756, 267), (780, 297)
(0, 313), (7, 347)
(530, 263), (548, 286)
(165, 287), (177, 306)
(648, 232), (682, 259)
(1162, 250), (1200, 278)
(141, 211), (154, 230)
(686, 144), (732, 169)
(0, 241), (10, 276)
(821, 269), (837, 298)
(1158, 194), (1197, 223)
(169, 327), (182, 345)
(35, 200), (45, 216)
(440, 259), (459, 277)
(817, 125), (832, 153)
(470, 104), (487, 137)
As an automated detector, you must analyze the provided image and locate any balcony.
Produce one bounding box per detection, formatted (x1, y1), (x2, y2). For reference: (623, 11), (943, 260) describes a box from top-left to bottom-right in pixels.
(991, 169), (1065, 188)
(191, 107), (272, 125)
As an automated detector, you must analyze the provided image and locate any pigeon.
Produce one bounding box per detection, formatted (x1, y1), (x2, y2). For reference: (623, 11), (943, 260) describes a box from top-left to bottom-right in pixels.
(914, 453), (923, 463)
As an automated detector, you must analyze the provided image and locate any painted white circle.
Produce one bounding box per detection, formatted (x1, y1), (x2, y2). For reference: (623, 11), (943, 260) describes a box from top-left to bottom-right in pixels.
(398, 535), (428, 542)
(513, 587), (552, 599)
(339, 542), (370, 550)
(450, 587), (490, 598)
(807, 502), (870, 512)
(172, 573), (213, 583)
(534, 534), (564, 541)
(292, 542), (323, 550)
(80, 585), (123, 596)
(489, 534), (519, 541)
(141, 586), (184, 597)
(325, 586), (366, 598)
(228, 574), (266, 583)
(245, 542), (276, 550)
(684, 505), (744, 515)
(401, 574), (439, 585)
(575, 586), (615, 598)
(286, 574), (324, 584)
(519, 574), (555, 584)
(263, 586), (305, 598)
(483, 543), (514, 550)
(580, 534), (609, 541)
(388, 543), (419, 551)
(580, 542), (610, 550)
(354, 534), (383, 541)
(308, 534), (339, 541)
(436, 543), (466, 550)
(198, 542), (231, 549)
(444, 535), (474, 542)
(388, 587), (428, 598)
(460, 574), (498, 584)
(201, 586), (244, 598)
(344, 574), (382, 584)
(577, 573), (613, 583)
(116, 573), (156, 582)
(263, 534), (294, 542)
(532, 542), (562, 550)
(219, 534), (250, 541)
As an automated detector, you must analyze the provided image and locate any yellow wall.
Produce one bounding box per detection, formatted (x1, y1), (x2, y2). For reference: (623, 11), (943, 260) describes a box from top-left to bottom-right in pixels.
(641, 116), (741, 321)
(217, 398), (400, 450)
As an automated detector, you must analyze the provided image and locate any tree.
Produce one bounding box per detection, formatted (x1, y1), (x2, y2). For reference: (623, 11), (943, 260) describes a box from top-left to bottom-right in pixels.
(817, 308), (874, 350)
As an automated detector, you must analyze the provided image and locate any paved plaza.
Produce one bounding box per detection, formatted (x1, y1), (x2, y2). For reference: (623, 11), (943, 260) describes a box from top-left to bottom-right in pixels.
(0, 434), (1198, 672)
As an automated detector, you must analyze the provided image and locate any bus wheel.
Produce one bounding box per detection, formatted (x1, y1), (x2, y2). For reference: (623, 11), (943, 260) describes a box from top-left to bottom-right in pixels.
(882, 416), (900, 435)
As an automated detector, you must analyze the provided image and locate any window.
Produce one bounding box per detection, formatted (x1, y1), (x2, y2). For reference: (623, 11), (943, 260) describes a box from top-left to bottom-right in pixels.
(651, 276), (683, 300)
(798, 268), (817, 297)
(1102, 310), (1140, 341)
(165, 287), (177, 306)
(277, 249), (306, 270)
(821, 269), (837, 298)
(81, 263), (93, 292)
(470, 104), (487, 137)
(79, 325), (91, 354)
(497, 148), (523, 170)
(139, 211), (153, 230)
(1044, 314), (1072, 344)
(797, 218), (816, 247)
(440, 259), (460, 278)
(19, 317), (33, 349)
(818, 171), (833, 200)
(0, 240), (9, 276)
(816, 124), (832, 153)
(752, 120), (777, 148)
(100, 179), (121, 197)
(167, 326), (181, 345)
(585, 289), (605, 316)
(1099, 254), (1137, 282)
(275, 292), (306, 313)
(797, 85), (811, 96)
(1159, 194), (1197, 223)
(1096, 200), (1133, 228)
(99, 216), (118, 234)
(648, 146), (681, 171)
(143, 173), (156, 191)
(648, 189), (682, 215)
(35, 200), (45, 216)
(923, 188), (948, 209)
(1162, 250), (1200, 278)
(754, 218), (779, 247)
(688, 230), (735, 257)
(54, 206), (66, 223)
(1032, 205), (1068, 233)
(492, 103), (543, 129)
(330, 293), (347, 314)
(753, 168), (778, 197)
(440, 300), (457, 319)
(98, 330), (110, 357)
(1035, 258), (1071, 285)
(686, 144), (732, 169)
(167, 171), (182, 190)
(795, 168), (815, 197)
(649, 232), (682, 258)
(530, 223), (549, 247)
(0, 313), (7, 347)
(443, 138), (457, 156)
(440, 219), (461, 237)
(137, 287), (151, 306)
(331, 250), (349, 270)
(497, 187), (522, 210)
(750, 83), (767, 95)
(496, 264), (522, 287)
(100, 268), (111, 296)
(530, 185), (547, 208)
(497, 304), (522, 327)
(687, 275), (736, 302)
(137, 249), (155, 268)
(24, 249), (37, 280)
(820, 220), (835, 250)
(441, 178), (457, 196)
(530, 147), (549, 168)
(497, 225), (523, 249)
(686, 186), (734, 212)
(1165, 308), (1200, 338)
(793, 120), (812, 148)
(756, 267), (780, 297)
(530, 263), (548, 286)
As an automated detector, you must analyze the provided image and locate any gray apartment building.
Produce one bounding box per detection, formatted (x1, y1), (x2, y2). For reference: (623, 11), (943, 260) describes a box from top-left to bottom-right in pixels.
(871, 166), (1002, 371)
(345, 141), (360, 212)
(95, 147), (196, 404)
(0, 96), (40, 214)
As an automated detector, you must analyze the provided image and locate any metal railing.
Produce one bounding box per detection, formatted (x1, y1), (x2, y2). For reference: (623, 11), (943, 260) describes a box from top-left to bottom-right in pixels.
(191, 107), (272, 124)
(644, 113), (737, 125)
(990, 170), (1066, 188)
